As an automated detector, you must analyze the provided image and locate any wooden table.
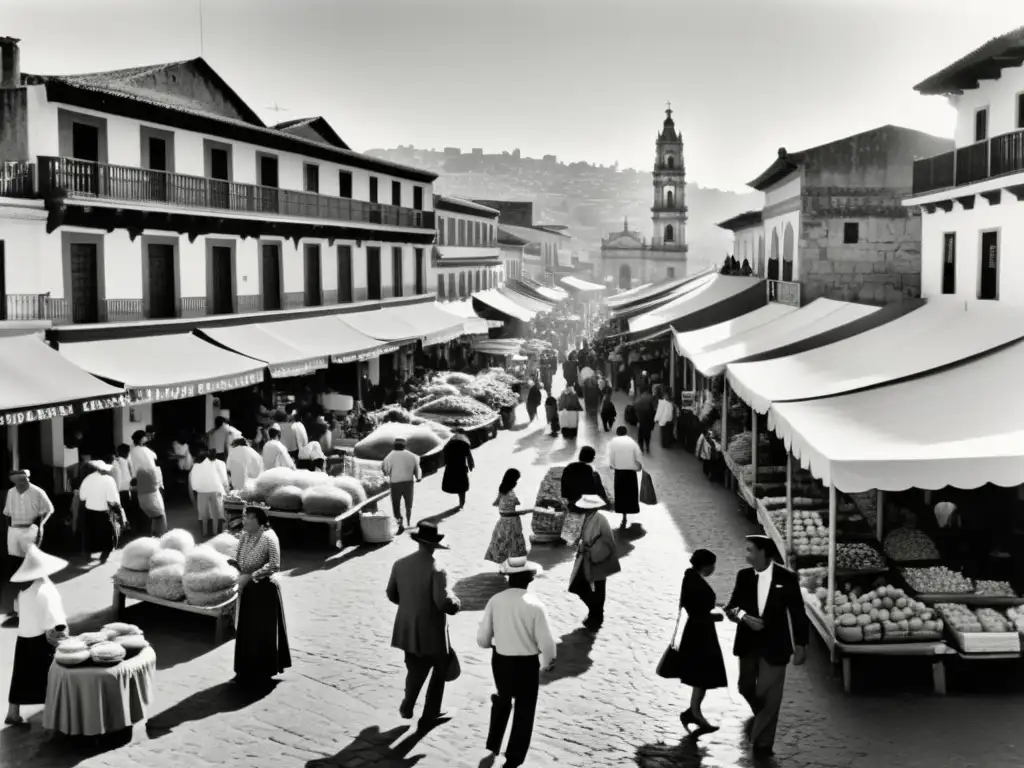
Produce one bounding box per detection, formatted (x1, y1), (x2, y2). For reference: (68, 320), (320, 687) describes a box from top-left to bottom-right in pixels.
(112, 584), (237, 644)
(267, 488), (391, 548)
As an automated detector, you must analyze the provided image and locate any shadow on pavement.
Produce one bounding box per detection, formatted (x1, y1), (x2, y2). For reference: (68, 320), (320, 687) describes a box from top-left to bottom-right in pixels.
(541, 626), (595, 684)
(284, 542), (388, 577)
(527, 544), (576, 571)
(146, 679), (278, 738)
(417, 506), (462, 527)
(452, 572), (507, 611)
(0, 720), (134, 768)
(635, 736), (724, 768)
(306, 723), (436, 767)
(612, 524), (646, 561)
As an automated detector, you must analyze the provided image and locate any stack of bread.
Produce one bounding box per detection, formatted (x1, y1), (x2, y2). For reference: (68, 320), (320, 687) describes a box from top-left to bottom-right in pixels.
(116, 537), (162, 589)
(89, 641), (127, 665)
(54, 637), (91, 666)
(103, 622), (150, 657)
(183, 544), (239, 607)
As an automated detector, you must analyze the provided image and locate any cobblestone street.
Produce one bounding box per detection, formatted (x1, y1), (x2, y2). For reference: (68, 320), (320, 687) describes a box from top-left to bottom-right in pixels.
(3, 389), (1024, 768)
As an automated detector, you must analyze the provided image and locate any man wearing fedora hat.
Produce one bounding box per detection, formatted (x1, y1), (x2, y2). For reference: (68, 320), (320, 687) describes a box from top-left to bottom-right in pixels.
(386, 521), (461, 727)
(477, 556), (556, 768)
(4, 468), (54, 617)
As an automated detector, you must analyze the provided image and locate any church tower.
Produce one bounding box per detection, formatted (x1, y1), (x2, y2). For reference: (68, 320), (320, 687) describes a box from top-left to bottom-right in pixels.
(651, 105), (686, 250)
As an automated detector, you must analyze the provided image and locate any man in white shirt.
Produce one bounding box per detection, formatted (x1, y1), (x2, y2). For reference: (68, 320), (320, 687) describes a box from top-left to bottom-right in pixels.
(226, 437), (264, 491)
(4, 468), (54, 615)
(381, 438), (422, 531)
(129, 430), (164, 488)
(261, 427), (295, 470)
(477, 556), (556, 768)
(189, 450), (230, 538)
(207, 416), (242, 460)
(79, 461), (122, 562)
(605, 426), (642, 529)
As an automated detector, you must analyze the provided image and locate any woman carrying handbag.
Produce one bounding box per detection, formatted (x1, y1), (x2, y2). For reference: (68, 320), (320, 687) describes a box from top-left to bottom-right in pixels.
(657, 549), (727, 735)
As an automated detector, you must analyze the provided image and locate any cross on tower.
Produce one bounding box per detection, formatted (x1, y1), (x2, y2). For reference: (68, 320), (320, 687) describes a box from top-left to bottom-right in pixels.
(666, 100), (671, 111)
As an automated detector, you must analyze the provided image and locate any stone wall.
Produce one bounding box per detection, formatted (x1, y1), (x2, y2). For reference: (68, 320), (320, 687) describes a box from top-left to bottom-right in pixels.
(799, 188), (922, 305)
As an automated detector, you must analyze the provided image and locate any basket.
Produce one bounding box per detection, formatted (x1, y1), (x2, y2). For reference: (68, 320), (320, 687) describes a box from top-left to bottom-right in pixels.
(360, 512), (396, 544)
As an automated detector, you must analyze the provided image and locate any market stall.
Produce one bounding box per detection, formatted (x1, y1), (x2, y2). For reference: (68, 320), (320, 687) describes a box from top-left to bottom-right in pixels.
(627, 274), (765, 338)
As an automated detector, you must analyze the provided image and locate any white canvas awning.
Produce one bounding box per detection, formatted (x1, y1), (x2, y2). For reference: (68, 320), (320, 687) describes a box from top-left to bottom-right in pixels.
(560, 275), (605, 293)
(674, 303), (796, 359)
(437, 300), (499, 333)
(728, 301), (1024, 414)
(770, 339), (1024, 493)
(628, 274), (764, 335)
(690, 299), (881, 377)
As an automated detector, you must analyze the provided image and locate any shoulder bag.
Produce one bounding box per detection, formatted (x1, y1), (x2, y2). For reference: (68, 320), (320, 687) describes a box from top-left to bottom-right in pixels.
(655, 608), (685, 679)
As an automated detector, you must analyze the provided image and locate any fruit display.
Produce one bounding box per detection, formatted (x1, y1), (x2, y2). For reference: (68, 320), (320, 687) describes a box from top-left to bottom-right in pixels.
(413, 395), (496, 428)
(759, 496), (823, 511)
(883, 528), (940, 562)
(975, 608), (1013, 632)
(832, 583), (942, 642)
(973, 580), (1017, 598)
(1005, 606), (1024, 633)
(835, 543), (886, 571)
(939, 604), (1022, 652)
(935, 603), (981, 631)
(901, 566), (973, 595)
(787, 510), (828, 558)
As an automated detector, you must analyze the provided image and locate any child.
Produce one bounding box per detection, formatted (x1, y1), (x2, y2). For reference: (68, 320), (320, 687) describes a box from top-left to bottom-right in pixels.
(544, 394), (559, 436)
(600, 389), (617, 432)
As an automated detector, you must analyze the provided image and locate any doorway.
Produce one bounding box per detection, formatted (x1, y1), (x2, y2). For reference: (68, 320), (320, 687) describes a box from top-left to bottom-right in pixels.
(258, 155), (279, 213)
(209, 246), (233, 314)
(71, 122), (100, 194)
(209, 148), (230, 209)
(262, 243), (282, 310)
(147, 137), (168, 201)
(69, 243), (100, 323)
(147, 244), (176, 319)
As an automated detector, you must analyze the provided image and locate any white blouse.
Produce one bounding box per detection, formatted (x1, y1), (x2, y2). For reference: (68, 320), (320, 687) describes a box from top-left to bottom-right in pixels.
(18, 578), (66, 638)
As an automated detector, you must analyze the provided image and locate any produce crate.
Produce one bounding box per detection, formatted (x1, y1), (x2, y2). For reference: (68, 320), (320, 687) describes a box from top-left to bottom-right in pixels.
(530, 507), (564, 545)
(360, 512), (396, 544)
(946, 626), (1021, 654)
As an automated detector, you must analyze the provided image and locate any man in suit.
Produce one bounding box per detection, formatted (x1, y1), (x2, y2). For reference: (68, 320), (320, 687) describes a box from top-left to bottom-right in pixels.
(386, 521), (461, 728)
(725, 535), (809, 758)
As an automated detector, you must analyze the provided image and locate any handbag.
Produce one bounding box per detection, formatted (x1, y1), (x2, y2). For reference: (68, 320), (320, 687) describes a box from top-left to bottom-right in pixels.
(655, 609), (685, 679)
(445, 647), (462, 682)
(639, 470), (658, 505)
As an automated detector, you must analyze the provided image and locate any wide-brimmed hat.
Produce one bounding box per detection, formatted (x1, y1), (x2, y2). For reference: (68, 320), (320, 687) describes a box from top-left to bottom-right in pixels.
(410, 521), (449, 549)
(8, 468), (29, 478)
(89, 459), (113, 473)
(393, 437), (408, 447)
(11, 545), (68, 583)
(500, 556), (544, 576)
(575, 494), (606, 510)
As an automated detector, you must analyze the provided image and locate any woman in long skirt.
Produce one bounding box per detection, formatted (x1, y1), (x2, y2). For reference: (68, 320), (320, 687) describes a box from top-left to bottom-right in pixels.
(484, 469), (528, 564)
(232, 505), (291, 684)
(6, 546), (69, 724)
(441, 428), (474, 509)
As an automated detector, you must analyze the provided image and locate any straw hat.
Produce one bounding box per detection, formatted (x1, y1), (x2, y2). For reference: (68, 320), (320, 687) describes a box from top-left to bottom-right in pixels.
(11, 545), (68, 583)
(500, 555), (543, 576)
(410, 521), (449, 550)
(89, 459), (113, 473)
(575, 494), (606, 510)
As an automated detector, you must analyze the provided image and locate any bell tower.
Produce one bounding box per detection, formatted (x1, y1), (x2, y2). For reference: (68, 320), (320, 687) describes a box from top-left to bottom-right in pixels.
(651, 104), (686, 250)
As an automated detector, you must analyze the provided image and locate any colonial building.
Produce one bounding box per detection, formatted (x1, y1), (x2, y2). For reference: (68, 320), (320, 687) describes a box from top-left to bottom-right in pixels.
(498, 228), (527, 281)
(903, 25), (1024, 304)
(0, 39), (450, 484)
(729, 125), (952, 306)
(432, 195), (503, 301)
(599, 107), (688, 290)
(474, 200), (570, 282)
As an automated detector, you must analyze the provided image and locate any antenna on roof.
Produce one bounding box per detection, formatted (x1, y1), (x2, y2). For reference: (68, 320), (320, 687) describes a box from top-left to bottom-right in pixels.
(199, 0), (205, 58)
(267, 103), (289, 115)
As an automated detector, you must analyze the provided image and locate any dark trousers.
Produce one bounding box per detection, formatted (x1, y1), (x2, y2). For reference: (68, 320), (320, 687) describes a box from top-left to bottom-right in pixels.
(487, 652), (540, 765)
(403, 652), (446, 717)
(738, 654), (787, 750)
(571, 572), (607, 624)
(637, 422), (653, 452)
(390, 481), (415, 520)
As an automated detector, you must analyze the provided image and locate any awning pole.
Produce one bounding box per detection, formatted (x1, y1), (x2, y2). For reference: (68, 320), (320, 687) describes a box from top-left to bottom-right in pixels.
(785, 450), (793, 564)
(669, 344), (677, 397)
(876, 490), (885, 542)
(827, 484), (837, 620)
(751, 409), (759, 496)
(721, 376), (730, 449)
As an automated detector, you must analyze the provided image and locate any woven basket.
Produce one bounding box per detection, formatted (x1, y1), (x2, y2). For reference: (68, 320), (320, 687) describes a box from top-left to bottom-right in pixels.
(360, 513), (395, 544)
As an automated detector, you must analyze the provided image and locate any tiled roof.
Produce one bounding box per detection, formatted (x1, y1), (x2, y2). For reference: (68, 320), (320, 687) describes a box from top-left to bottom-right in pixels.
(23, 58), (435, 183)
(915, 25), (1024, 95)
(274, 116), (350, 150)
(717, 210), (763, 231)
(497, 227), (530, 246)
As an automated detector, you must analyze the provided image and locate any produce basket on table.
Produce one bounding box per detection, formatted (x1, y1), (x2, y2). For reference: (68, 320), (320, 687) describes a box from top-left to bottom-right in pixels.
(413, 395), (498, 448)
(938, 603), (1022, 654)
(898, 565), (1024, 607)
(532, 465), (615, 546)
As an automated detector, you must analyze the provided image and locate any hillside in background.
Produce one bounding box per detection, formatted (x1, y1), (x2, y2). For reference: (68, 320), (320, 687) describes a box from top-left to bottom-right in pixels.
(365, 146), (761, 273)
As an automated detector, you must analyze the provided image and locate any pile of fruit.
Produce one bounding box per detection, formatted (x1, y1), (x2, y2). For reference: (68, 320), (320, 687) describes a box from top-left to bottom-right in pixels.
(1004, 606), (1024, 633)
(901, 566), (973, 595)
(760, 496), (823, 511)
(973, 580), (1017, 598)
(413, 394), (496, 428)
(788, 510), (828, 558)
(798, 566), (827, 594)
(936, 603), (1004, 634)
(832, 584), (942, 642)
(883, 528), (940, 561)
(835, 543), (886, 571)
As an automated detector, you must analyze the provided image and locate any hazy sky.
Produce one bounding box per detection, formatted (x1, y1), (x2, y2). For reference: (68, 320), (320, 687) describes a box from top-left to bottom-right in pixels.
(3, 0), (1022, 191)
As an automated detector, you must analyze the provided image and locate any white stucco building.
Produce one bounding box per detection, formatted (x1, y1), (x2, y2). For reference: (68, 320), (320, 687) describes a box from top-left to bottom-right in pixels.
(904, 25), (1024, 304)
(432, 195), (503, 300)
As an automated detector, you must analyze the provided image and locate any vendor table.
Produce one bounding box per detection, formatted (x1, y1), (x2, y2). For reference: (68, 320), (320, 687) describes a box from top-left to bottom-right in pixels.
(43, 646), (156, 736)
(266, 488), (391, 548)
(113, 584), (236, 644)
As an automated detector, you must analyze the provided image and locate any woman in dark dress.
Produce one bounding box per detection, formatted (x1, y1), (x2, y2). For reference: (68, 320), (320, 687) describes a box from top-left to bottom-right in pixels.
(677, 549), (726, 734)
(441, 428), (474, 509)
(526, 382), (543, 422)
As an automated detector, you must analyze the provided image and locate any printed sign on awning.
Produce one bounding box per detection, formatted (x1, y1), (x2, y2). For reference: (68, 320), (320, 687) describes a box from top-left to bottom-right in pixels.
(1, 393), (132, 427)
(129, 371), (264, 404)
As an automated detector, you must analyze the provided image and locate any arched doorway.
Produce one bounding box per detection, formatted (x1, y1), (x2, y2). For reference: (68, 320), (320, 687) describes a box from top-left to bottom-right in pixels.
(768, 229), (780, 280)
(664, 224), (675, 243)
(618, 264), (632, 290)
(782, 223), (795, 281)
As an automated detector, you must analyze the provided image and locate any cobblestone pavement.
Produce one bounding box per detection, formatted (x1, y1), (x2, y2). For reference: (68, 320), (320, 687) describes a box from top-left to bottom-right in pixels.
(3, 384), (1024, 768)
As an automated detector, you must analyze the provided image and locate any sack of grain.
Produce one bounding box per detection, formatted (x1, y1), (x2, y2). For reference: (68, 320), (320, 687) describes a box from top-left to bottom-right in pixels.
(184, 544), (232, 573)
(267, 485), (304, 511)
(331, 475), (368, 504)
(149, 548), (186, 570)
(182, 564), (238, 593)
(254, 467), (299, 497)
(185, 584), (238, 607)
(116, 567), (150, 590)
(146, 563), (186, 601)
(159, 529), (195, 553)
(207, 532), (239, 559)
(302, 485), (353, 517)
(121, 537), (161, 571)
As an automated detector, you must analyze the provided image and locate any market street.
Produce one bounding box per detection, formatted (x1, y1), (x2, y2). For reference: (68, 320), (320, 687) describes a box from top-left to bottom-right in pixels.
(3, 390), (1024, 768)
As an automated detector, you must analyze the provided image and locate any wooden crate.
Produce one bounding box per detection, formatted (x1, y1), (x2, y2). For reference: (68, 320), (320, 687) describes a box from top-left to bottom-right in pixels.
(947, 626), (1021, 654)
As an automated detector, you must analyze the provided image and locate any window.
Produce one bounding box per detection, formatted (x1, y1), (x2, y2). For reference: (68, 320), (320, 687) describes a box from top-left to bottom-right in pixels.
(474, 221), (481, 246)
(459, 272), (467, 298)
(392, 246), (404, 297)
(458, 220), (466, 245)
(437, 274), (446, 300)
(367, 247), (382, 300)
(447, 219), (455, 245)
(979, 230), (998, 300)
(941, 233), (956, 295)
(304, 163), (319, 193)
(304, 244), (322, 306)
(437, 217), (445, 245)
(448, 273), (456, 299)
(666, 155), (675, 169)
(488, 224), (494, 245)
(1018, 93), (1024, 130)
(338, 171), (353, 198)
(667, 267), (675, 279)
(369, 177), (378, 203)
(843, 222), (859, 244)
(975, 108), (988, 142)
(413, 186), (423, 211)
(392, 180), (401, 207)
(415, 248), (425, 294)
(664, 224), (675, 243)
(337, 245), (353, 303)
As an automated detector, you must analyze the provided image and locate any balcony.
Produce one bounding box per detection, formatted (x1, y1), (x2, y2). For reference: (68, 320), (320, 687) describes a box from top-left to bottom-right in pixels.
(36, 157), (435, 230)
(911, 128), (1024, 195)
(0, 162), (35, 198)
